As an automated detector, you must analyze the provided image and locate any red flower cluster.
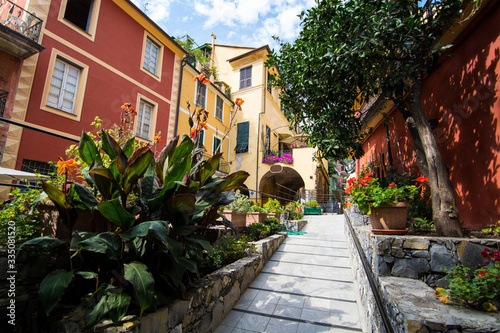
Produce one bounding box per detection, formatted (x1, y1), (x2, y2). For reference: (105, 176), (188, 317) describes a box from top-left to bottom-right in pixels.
(417, 176), (428, 182)
(481, 248), (500, 262)
(345, 173), (373, 194)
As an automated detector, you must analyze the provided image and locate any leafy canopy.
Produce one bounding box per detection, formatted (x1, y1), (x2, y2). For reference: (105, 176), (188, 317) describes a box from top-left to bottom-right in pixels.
(267, 0), (464, 160)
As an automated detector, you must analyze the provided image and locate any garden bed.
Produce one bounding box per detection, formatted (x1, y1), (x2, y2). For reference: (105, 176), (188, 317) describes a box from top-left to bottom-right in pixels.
(344, 206), (500, 332)
(45, 233), (287, 332)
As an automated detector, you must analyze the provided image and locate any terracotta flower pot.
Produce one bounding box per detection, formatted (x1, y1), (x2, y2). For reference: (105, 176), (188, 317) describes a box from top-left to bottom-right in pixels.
(369, 202), (410, 235)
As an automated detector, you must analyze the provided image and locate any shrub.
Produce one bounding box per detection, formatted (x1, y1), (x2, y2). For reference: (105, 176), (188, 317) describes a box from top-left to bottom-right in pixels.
(201, 235), (254, 273)
(304, 200), (319, 208)
(251, 204), (268, 213)
(482, 221), (500, 236)
(263, 198), (283, 214)
(264, 217), (282, 234)
(247, 223), (270, 241)
(225, 190), (252, 214)
(411, 217), (435, 231)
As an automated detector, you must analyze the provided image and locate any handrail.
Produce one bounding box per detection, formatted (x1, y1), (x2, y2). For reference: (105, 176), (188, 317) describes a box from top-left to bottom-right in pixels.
(0, 0), (43, 43)
(344, 212), (395, 333)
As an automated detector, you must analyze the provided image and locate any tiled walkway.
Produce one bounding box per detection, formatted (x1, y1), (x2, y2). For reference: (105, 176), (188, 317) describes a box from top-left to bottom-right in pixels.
(214, 214), (364, 333)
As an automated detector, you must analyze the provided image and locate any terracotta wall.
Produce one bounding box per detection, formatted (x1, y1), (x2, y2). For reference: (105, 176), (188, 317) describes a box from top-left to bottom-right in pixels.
(358, 3), (500, 229)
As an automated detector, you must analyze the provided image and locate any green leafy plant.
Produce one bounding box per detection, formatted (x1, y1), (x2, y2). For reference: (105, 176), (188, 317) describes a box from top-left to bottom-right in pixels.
(286, 209), (304, 221)
(0, 188), (46, 244)
(411, 217), (435, 231)
(247, 223), (270, 241)
(18, 121), (249, 327)
(251, 204), (268, 213)
(303, 200), (319, 208)
(263, 198), (284, 214)
(264, 217), (282, 235)
(437, 248), (500, 312)
(482, 221), (500, 236)
(346, 173), (424, 214)
(201, 235), (254, 273)
(225, 190), (252, 214)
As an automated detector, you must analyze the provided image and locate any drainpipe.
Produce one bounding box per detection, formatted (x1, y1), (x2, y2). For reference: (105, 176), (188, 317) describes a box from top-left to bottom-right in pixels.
(255, 65), (267, 205)
(174, 56), (188, 137)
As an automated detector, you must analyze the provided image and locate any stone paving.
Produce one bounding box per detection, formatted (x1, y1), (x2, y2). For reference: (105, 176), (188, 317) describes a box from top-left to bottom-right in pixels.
(214, 214), (365, 333)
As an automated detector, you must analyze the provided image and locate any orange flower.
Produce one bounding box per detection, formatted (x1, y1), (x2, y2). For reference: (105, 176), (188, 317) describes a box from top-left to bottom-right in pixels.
(190, 127), (197, 138)
(57, 157), (77, 175)
(154, 135), (161, 144)
(199, 121), (208, 130)
(417, 176), (428, 182)
(388, 182), (395, 188)
(345, 186), (353, 194)
(128, 107), (137, 116)
(194, 72), (210, 85)
(121, 103), (131, 110)
(235, 98), (244, 107)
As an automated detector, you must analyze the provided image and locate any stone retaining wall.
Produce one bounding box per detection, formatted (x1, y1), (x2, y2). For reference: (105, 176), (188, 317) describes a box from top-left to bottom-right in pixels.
(344, 206), (500, 333)
(50, 233), (287, 333)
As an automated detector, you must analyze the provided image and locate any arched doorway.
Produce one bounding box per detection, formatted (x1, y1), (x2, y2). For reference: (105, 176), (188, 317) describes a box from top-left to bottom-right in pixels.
(259, 167), (305, 206)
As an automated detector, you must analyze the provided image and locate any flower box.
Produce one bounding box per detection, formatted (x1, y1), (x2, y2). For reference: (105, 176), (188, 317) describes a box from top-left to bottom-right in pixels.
(304, 207), (321, 215)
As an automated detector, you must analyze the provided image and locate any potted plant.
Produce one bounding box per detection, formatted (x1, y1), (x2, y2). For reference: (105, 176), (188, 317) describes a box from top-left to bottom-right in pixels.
(263, 198), (283, 219)
(286, 201), (303, 213)
(249, 205), (269, 224)
(345, 173), (427, 234)
(304, 200), (321, 215)
(223, 190), (253, 227)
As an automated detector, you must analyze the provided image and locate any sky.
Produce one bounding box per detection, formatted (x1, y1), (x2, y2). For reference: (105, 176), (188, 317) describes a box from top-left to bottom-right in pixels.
(130, 0), (317, 50)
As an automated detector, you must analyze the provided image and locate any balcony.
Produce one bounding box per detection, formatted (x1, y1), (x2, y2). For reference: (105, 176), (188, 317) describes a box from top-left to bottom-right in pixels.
(0, 89), (7, 117)
(262, 149), (293, 165)
(0, 0), (44, 59)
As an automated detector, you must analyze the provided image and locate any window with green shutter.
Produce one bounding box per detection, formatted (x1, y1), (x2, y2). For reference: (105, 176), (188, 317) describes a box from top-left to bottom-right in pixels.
(239, 66), (252, 89)
(215, 95), (223, 120)
(235, 122), (249, 153)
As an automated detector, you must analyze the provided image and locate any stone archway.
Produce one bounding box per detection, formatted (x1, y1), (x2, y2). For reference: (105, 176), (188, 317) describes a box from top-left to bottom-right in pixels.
(259, 166), (305, 205)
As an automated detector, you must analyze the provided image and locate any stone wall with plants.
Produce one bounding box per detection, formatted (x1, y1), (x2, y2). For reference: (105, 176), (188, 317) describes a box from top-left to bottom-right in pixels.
(344, 206), (500, 332)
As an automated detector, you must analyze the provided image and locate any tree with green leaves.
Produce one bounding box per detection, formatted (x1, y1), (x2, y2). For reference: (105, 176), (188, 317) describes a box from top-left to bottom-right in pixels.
(267, 0), (471, 236)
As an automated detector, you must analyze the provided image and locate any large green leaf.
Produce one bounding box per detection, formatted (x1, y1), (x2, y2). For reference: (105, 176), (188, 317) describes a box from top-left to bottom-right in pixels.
(107, 287), (131, 325)
(41, 181), (72, 210)
(120, 221), (170, 244)
(19, 236), (66, 249)
(186, 234), (212, 254)
(101, 130), (119, 160)
(215, 171), (250, 194)
(122, 149), (154, 194)
(79, 232), (121, 261)
(169, 135), (194, 168)
(39, 269), (74, 316)
(89, 167), (114, 201)
(155, 135), (179, 186)
(165, 237), (183, 261)
(198, 153), (222, 186)
(123, 262), (154, 316)
(84, 287), (109, 327)
(79, 131), (103, 165)
(97, 199), (135, 231)
(73, 183), (100, 209)
(140, 161), (155, 201)
(166, 193), (195, 214)
(123, 137), (136, 159)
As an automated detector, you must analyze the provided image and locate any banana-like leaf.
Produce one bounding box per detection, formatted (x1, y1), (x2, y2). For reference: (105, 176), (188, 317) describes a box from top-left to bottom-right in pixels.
(97, 200), (135, 231)
(165, 237), (183, 261)
(123, 149), (154, 195)
(81, 166), (95, 187)
(140, 161), (155, 201)
(39, 269), (74, 316)
(79, 130), (103, 165)
(166, 193), (195, 214)
(155, 135), (179, 186)
(107, 287), (131, 324)
(198, 153), (222, 186)
(70, 231), (97, 250)
(75, 271), (98, 279)
(89, 167), (114, 201)
(169, 135), (194, 168)
(214, 171), (250, 195)
(84, 288), (109, 327)
(101, 130), (119, 160)
(120, 220), (169, 244)
(123, 137), (136, 159)
(73, 183), (100, 209)
(123, 262), (154, 316)
(186, 234), (212, 254)
(79, 232), (121, 261)
(41, 181), (72, 210)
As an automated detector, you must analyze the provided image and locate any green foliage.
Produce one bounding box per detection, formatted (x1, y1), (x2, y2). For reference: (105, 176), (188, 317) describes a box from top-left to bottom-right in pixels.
(251, 204), (268, 213)
(18, 129), (249, 326)
(263, 198), (284, 214)
(287, 210), (304, 221)
(0, 188), (46, 244)
(247, 223), (270, 241)
(225, 190), (253, 214)
(264, 218), (282, 235)
(411, 217), (435, 231)
(443, 249), (500, 311)
(346, 173), (421, 214)
(304, 200), (319, 208)
(482, 221), (500, 236)
(201, 235), (254, 273)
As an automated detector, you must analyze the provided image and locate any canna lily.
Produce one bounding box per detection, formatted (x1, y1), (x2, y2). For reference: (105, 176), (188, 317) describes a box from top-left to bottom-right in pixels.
(388, 182), (395, 188)
(417, 176), (428, 182)
(477, 270), (488, 278)
(199, 121), (208, 130)
(154, 135), (161, 144)
(190, 127), (197, 138)
(57, 157), (77, 175)
(121, 103), (131, 110)
(194, 72), (210, 85)
(235, 98), (244, 107)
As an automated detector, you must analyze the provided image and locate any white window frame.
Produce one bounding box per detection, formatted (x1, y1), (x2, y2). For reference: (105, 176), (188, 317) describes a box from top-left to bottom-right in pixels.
(239, 66), (252, 89)
(212, 135), (222, 155)
(143, 38), (160, 75)
(46, 59), (81, 114)
(215, 94), (224, 121)
(41, 49), (89, 121)
(135, 98), (157, 141)
(195, 83), (207, 108)
(58, 0), (101, 42)
(140, 32), (164, 81)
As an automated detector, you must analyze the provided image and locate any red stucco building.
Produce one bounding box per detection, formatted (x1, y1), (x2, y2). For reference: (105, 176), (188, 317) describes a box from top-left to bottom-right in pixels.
(357, 1), (500, 230)
(1, 0), (185, 200)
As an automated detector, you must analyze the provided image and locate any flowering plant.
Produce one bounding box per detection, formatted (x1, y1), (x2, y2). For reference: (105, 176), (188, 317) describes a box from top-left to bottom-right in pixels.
(345, 173), (427, 214)
(436, 248), (500, 312)
(262, 153), (293, 164)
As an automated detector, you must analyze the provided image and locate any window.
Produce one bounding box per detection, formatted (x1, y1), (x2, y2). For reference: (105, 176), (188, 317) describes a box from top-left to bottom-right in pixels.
(64, 0), (93, 32)
(267, 71), (272, 94)
(239, 66), (252, 89)
(235, 122), (249, 153)
(215, 95), (223, 120)
(21, 159), (55, 176)
(197, 129), (205, 148)
(47, 58), (81, 114)
(136, 100), (154, 139)
(143, 38), (160, 75)
(213, 136), (221, 155)
(196, 83), (207, 108)
(265, 126), (271, 152)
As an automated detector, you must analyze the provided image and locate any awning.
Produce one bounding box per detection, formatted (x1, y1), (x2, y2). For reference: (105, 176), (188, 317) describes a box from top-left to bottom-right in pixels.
(280, 133), (309, 144)
(0, 167), (49, 181)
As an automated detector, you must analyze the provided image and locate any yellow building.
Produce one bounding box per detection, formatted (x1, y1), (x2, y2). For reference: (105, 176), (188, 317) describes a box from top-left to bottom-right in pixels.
(208, 44), (329, 205)
(174, 55), (234, 176)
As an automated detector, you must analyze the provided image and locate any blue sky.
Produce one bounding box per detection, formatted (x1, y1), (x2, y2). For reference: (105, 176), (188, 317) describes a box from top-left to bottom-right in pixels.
(130, 0), (316, 50)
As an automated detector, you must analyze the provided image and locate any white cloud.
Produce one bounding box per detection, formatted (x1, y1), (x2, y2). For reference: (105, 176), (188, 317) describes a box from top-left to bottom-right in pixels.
(194, 0), (272, 28)
(130, 0), (176, 22)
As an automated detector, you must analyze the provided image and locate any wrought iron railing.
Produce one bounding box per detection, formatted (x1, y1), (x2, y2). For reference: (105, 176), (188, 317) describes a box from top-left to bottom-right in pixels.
(202, 153), (229, 174)
(0, 0), (43, 43)
(0, 89), (8, 117)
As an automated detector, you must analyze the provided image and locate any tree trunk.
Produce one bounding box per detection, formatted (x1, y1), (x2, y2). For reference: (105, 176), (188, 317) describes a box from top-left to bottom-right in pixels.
(394, 76), (463, 237)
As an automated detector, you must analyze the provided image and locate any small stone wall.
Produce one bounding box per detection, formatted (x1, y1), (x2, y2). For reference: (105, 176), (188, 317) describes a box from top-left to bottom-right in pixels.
(344, 206), (500, 333)
(285, 219), (307, 232)
(50, 233), (287, 333)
